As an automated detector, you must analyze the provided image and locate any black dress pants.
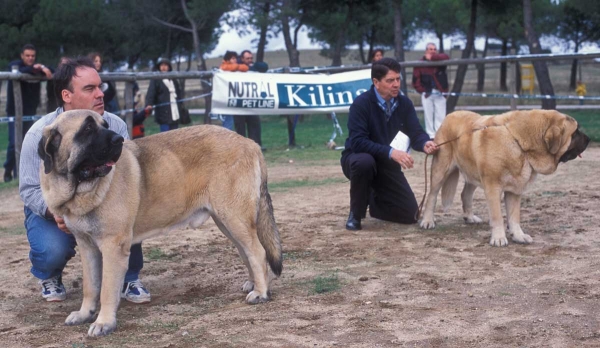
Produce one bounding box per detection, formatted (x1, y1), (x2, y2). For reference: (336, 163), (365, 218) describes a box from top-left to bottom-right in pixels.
(341, 151), (418, 224)
(234, 115), (262, 146)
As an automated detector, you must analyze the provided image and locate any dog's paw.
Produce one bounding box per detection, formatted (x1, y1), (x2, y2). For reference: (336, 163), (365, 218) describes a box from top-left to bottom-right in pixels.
(65, 310), (95, 326)
(512, 233), (533, 244)
(463, 215), (483, 224)
(419, 219), (436, 229)
(87, 319), (117, 337)
(246, 290), (270, 304)
(241, 280), (255, 293)
(489, 236), (509, 247)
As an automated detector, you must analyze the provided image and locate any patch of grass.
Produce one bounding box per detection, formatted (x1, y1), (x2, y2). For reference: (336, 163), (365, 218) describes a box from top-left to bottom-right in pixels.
(0, 178), (19, 191)
(0, 226), (26, 236)
(142, 320), (180, 333)
(283, 250), (313, 261)
(145, 247), (172, 261)
(268, 177), (346, 192)
(310, 272), (342, 294)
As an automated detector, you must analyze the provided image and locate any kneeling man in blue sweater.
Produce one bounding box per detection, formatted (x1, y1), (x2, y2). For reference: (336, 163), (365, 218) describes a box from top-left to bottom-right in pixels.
(341, 58), (439, 230)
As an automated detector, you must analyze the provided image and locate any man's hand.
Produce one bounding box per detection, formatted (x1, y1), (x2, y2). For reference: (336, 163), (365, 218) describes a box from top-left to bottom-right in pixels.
(391, 149), (414, 170)
(54, 215), (71, 234)
(423, 141), (439, 155)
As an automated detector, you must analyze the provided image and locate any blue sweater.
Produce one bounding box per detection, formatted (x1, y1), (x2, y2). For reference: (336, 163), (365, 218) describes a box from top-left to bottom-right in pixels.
(343, 85), (430, 164)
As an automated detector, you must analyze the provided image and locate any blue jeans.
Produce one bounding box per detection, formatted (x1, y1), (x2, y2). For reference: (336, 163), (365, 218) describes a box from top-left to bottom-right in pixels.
(4, 120), (33, 178)
(24, 207), (144, 282)
(222, 115), (234, 130)
(159, 123), (179, 132)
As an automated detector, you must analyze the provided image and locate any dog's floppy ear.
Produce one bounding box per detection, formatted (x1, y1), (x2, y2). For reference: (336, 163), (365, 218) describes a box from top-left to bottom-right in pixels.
(37, 127), (62, 174)
(544, 125), (563, 155)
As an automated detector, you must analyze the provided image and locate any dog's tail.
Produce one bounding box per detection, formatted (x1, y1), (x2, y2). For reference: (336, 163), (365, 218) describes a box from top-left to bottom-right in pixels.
(441, 168), (459, 211)
(257, 162), (283, 276)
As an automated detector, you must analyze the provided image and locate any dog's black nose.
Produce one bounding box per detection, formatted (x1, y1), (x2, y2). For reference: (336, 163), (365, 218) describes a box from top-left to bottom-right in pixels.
(111, 134), (124, 145)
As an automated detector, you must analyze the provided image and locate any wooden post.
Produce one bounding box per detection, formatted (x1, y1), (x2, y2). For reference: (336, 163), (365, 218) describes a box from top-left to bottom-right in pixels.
(13, 80), (23, 177)
(124, 81), (134, 139)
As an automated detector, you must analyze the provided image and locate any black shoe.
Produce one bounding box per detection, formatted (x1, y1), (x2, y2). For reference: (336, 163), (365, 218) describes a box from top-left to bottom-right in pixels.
(345, 212), (362, 231)
(3, 171), (12, 183)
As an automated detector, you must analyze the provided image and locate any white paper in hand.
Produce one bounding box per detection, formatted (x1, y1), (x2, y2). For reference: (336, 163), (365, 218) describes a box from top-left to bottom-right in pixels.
(390, 130), (410, 152)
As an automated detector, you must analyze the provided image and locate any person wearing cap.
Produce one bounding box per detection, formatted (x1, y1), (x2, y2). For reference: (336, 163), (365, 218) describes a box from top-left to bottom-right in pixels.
(144, 58), (184, 132)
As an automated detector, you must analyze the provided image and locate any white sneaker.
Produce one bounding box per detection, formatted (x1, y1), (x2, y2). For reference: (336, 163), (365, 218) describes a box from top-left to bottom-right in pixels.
(121, 279), (151, 304)
(40, 275), (66, 302)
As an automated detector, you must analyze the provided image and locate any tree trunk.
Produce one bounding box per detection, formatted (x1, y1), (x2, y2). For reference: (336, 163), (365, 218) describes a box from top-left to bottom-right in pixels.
(446, 0), (477, 113)
(500, 38), (508, 91)
(331, 4), (353, 66)
(281, 0), (300, 67)
(393, 0), (407, 94)
(358, 36), (366, 64)
(437, 32), (444, 53)
(476, 36), (488, 92)
(523, 0), (555, 109)
(256, 1), (271, 63)
(569, 43), (579, 90)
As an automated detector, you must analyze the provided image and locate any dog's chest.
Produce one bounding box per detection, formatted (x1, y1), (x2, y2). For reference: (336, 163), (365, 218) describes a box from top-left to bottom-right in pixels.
(65, 213), (102, 238)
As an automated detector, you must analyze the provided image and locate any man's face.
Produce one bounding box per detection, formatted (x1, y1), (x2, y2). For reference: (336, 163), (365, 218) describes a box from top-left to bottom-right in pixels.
(373, 70), (401, 101)
(62, 67), (105, 114)
(93, 56), (102, 71)
(242, 52), (253, 65)
(426, 44), (437, 54)
(20, 49), (36, 66)
(159, 63), (170, 72)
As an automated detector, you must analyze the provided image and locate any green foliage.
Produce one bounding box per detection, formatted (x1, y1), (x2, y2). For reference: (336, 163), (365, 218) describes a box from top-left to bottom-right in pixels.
(146, 247), (171, 261)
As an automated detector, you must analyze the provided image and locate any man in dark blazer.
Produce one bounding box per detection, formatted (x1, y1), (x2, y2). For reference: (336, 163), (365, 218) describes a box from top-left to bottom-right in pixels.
(341, 58), (439, 230)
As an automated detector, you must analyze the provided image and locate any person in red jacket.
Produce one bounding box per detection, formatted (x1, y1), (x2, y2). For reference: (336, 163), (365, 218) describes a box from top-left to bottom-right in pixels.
(412, 43), (450, 139)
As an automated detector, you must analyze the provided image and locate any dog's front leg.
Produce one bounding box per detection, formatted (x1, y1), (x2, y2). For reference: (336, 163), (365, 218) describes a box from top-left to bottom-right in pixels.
(505, 192), (533, 244)
(65, 239), (101, 326)
(484, 185), (508, 247)
(87, 236), (130, 337)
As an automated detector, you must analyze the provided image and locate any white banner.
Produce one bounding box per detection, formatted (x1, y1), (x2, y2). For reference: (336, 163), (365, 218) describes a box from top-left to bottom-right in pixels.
(210, 69), (372, 115)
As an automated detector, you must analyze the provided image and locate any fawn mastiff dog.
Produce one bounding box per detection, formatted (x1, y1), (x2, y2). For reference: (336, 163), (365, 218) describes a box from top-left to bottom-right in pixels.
(38, 110), (283, 336)
(419, 110), (590, 246)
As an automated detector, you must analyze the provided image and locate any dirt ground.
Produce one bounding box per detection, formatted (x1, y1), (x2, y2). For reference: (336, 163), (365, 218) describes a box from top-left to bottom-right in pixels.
(1, 146), (600, 348)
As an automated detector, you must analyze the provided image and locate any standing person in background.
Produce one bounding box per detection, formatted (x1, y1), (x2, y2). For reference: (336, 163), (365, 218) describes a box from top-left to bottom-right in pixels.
(412, 43), (450, 139)
(3, 44), (52, 182)
(371, 49), (384, 63)
(88, 52), (119, 113)
(145, 57), (183, 132)
(233, 50), (266, 148)
(219, 51), (248, 131)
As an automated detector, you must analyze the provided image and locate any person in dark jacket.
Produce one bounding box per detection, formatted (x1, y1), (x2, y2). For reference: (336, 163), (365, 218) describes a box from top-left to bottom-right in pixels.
(4, 44), (52, 182)
(144, 58), (183, 132)
(341, 58), (439, 231)
(412, 43), (450, 138)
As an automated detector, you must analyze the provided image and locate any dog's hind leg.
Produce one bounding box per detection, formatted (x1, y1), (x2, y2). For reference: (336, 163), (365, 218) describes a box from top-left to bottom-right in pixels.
(505, 192), (533, 244)
(65, 239), (101, 326)
(214, 216), (270, 304)
(461, 182), (483, 224)
(212, 217), (255, 293)
(420, 153), (456, 229)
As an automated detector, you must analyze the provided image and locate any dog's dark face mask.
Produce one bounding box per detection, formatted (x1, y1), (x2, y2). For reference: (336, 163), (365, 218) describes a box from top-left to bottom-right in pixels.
(559, 128), (590, 163)
(72, 116), (124, 182)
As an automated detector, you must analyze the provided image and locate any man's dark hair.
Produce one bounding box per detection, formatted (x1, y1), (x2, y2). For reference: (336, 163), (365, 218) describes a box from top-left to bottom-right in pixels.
(224, 50), (238, 62)
(240, 50), (252, 59)
(21, 44), (36, 53)
(53, 56), (96, 107)
(371, 57), (401, 81)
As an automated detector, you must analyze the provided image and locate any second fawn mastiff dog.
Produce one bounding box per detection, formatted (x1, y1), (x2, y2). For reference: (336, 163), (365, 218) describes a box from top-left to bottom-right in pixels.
(38, 110), (283, 336)
(419, 110), (589, 246)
